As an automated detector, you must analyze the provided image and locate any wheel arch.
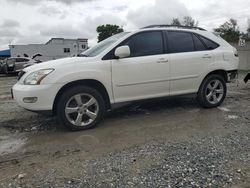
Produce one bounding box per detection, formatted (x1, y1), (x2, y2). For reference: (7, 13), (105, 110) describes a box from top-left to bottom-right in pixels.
(203, 69), (228, 82)
(52, 79), (111, 115)
(202, 69), (228, 84)
(198, 69), (228, 93)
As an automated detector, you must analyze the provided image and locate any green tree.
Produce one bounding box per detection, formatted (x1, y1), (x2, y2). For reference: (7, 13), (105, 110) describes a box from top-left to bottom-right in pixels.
(170, 16), (198, 27)
(96, 24), (124, 42)
(171, 18), (181, 26)
(247, 19), (250, 37)
(214, 18), (240, 42)
(182, 16), (199, 27)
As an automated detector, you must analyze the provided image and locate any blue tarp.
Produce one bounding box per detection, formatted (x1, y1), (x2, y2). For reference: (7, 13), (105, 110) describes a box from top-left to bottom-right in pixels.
(0, 49), (10, 57)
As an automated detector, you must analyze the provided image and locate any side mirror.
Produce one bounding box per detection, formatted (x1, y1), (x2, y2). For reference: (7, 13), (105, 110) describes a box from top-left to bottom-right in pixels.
(114, 45), (130, 59)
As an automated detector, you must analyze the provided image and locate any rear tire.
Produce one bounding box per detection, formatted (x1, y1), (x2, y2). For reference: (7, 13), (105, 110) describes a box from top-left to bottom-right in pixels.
(57, 86), (105, 131)
(197, 74), (227, 108)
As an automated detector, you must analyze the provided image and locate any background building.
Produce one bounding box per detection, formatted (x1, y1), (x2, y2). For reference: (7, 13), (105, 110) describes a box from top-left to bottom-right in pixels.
(9, 38), (88, 62)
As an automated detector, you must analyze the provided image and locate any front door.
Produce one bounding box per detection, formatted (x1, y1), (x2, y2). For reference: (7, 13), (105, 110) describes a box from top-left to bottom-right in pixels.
(111, 31), (170, 103)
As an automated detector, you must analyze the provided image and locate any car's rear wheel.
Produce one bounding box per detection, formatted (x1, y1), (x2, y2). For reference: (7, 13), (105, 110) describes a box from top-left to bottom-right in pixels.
(57, 86), (105, 131)
(197, 74), (227, 108)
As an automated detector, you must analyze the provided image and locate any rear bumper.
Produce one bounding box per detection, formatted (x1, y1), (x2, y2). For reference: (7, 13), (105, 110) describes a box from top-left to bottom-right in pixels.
(227, 70), (238, 82)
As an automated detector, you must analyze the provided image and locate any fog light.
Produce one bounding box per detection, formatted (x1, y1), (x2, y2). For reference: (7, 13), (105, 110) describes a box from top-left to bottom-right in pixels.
(23, 97), (37, 103)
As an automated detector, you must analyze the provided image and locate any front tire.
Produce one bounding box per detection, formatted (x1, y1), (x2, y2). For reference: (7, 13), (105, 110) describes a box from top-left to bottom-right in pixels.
(197, 74), (227, 108)
(57, 86), (105, 131)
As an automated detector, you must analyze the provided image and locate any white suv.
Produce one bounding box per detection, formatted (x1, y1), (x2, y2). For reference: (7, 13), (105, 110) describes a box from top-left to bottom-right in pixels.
(12, 25), (239, 130)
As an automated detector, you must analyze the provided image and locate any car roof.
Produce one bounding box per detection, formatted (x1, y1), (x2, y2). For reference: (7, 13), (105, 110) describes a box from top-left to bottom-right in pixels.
(137, 26), (231, 48)
(141, 25), (206, 31)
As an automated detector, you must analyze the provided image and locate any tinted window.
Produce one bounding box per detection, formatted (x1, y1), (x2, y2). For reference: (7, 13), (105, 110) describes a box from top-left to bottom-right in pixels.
(168, 31), (195, 53)
(16, 58), (29, 62)
(199, 35), (219, 50)
(193, 34), (207, 51)
(123, 31), (164, 57)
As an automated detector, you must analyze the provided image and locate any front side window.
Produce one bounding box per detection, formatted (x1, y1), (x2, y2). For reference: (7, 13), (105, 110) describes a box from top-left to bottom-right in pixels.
(123, 31), (164, 57)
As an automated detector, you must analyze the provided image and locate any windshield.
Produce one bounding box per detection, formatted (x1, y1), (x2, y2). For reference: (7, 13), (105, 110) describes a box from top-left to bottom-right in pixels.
(81, 32), (130, 57)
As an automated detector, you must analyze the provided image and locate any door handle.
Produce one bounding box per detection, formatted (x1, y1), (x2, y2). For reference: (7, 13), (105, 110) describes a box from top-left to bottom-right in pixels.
(202, 54), (212, 59)
(157, 58), (169, 63)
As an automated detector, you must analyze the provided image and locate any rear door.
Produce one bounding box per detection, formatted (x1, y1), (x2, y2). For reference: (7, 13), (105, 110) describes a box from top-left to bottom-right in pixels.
(167, 31), (214, 95)
(111, 31), (170, 103)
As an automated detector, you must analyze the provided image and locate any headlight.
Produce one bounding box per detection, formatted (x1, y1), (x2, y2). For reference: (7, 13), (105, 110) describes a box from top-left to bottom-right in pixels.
(24, 69), (54, 85)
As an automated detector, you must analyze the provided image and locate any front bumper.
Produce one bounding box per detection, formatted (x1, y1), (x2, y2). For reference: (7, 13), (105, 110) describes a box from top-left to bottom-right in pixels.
(12, 83), (62, 111)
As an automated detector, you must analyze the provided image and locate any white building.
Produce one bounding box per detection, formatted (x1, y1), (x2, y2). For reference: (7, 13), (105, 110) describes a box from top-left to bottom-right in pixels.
(10, 38), (88, 62)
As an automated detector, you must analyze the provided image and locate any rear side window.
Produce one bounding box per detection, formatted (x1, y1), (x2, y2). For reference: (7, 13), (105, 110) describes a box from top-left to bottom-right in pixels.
(168, 31), (195, 53)
(123, 31), (164, 57)
(193, 34), (207, 51)
(16, 58), (29, 62)
(198, 35), (219, 50)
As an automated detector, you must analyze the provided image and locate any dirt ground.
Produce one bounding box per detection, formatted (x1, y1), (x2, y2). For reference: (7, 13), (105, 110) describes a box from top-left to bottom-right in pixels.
(0, 73), (249, 187)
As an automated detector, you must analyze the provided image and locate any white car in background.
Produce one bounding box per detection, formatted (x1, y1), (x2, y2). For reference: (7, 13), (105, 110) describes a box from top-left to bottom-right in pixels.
(12, 25), (239, 131)
(1, 57), (38, 74)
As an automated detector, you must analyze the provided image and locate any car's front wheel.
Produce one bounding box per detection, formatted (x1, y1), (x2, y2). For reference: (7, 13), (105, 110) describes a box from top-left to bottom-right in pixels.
(57, 86), (105, 131)
(197, 74), (227, 108)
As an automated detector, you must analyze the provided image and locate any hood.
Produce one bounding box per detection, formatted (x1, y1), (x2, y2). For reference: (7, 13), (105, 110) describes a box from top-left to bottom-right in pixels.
(23, 57), (97, 72)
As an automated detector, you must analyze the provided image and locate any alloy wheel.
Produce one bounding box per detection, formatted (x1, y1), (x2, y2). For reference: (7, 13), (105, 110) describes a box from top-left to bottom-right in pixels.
(65, 93), (99, 126)
(205, 79), (224, 105)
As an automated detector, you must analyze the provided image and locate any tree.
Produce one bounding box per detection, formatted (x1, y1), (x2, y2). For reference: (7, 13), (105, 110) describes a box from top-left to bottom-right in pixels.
(214, 18), (240, 42)
(171, 18), (181, 26)
(170, 16), (198, 27)
(247, 19), (250, 37)
(182, 16), (198, 27)
(96, 24), (124, 42)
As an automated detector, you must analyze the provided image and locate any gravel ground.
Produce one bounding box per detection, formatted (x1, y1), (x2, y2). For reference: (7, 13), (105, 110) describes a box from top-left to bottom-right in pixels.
(0, 73), (249, 188)
(4, 125), (250, 188)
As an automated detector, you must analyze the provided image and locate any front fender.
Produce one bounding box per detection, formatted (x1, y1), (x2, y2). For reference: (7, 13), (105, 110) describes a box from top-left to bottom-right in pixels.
(42, 61), (114, 103)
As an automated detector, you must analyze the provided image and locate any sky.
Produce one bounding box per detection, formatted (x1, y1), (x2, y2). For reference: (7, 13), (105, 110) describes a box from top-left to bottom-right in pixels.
(0, 0), (250, 50)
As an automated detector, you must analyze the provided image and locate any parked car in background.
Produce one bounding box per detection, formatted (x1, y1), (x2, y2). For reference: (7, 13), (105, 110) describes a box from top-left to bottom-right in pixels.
(1, 57), (38, 74)
(13, 25), (239, 131)
(0, 61), (3, 73)
(244, 72), (250, 83)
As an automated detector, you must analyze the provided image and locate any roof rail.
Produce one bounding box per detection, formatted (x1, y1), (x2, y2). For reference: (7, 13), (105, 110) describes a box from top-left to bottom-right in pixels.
(141, 25), (206, 31)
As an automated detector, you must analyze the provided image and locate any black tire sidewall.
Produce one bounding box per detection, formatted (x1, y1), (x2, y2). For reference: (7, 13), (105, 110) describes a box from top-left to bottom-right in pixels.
(198, 74), (227, 108)
(57, 86), (105, 131)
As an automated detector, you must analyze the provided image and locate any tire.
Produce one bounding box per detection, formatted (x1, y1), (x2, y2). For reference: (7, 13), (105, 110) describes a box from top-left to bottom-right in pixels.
(57, 86), (105, 131)
(197, 74), (227, 108)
